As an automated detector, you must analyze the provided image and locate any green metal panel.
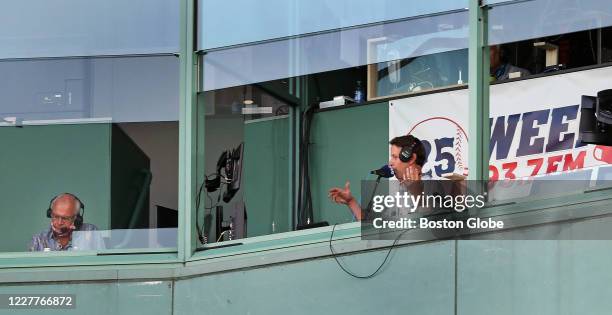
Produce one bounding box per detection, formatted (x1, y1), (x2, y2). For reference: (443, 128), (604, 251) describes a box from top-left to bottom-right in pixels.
(243, 117), (290, 237)
(468, 0), (490, 181)
(0, 124), (111, 252)
(456, 196), (612, 315)
(178, 0), (198, 260)
(288, 106), (296, 230)
(116, 281), (173, 315)
(0, 253), (178, 269)
(458, 238), (612, 314)
(309, 103), (389, 225)
(174, 240), (456, 315)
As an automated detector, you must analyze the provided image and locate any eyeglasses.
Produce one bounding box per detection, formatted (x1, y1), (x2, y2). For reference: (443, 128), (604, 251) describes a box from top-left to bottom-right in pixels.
(50, 214), (76, 223)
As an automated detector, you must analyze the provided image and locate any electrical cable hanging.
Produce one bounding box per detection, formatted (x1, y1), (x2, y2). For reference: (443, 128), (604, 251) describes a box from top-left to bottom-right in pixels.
(297, 105), (317, 226)
(196, 173), (222, 244)
(329, 224), (410, 279)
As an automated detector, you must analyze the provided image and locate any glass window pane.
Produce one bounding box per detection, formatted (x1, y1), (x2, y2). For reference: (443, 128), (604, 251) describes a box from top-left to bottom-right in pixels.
(0, 0), (179, 59)
(484, 1), (612, 207)
(488, 0), (612, 46)
(198, 0), (468, 50)
(0, 1), (179, 254)
(0, 123), (178, 252)
(0, 56), (179, 124)
(483, 0), (524, 5)
(197, 85), (292, 243)
(202, 11), (468, 92)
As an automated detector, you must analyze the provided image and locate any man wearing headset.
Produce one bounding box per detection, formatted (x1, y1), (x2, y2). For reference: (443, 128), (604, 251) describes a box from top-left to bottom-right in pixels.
(29, 193), (104, 251)
(328, 135), (426, 221)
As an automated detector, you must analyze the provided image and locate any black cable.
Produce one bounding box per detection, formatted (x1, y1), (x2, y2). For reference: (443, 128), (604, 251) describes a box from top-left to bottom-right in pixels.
(195, 179), (206, 243)
(196, 173), (221, 244)
(589, 29), (597, 64)
(198, 188), (218, 243)
(206, 190), (216, 210)
(297, 105), (317, 225)
(329, 224), (409, 279)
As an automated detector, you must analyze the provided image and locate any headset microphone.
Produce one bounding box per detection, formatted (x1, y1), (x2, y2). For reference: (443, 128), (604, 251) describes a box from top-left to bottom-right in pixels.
(399, 136), (423, 163)
(46, 193), (85, 231)
(399, 142), (416, 163)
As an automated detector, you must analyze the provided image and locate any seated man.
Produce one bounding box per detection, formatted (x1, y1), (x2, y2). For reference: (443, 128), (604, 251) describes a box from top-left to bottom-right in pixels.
(29, 193), (105, 251)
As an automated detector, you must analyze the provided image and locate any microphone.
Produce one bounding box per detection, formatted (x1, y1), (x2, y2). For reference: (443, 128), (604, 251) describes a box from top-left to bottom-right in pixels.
(53, 226), (72, 237)
(370, 165), (395, 178)
(365, 165), (394, 219)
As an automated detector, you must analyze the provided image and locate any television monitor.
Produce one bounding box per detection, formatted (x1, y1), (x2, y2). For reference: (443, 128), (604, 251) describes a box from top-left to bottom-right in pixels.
(223, 142), (243, 203)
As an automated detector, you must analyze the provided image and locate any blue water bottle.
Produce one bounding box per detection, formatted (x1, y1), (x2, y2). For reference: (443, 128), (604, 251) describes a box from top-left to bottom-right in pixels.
(354, 80), (364, 103)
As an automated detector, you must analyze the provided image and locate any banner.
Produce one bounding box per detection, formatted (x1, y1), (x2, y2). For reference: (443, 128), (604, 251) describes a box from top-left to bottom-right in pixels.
(389, 66), (612, 179)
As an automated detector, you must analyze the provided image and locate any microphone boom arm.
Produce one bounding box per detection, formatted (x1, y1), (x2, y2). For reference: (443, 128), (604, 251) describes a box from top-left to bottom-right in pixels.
(364, 175), (383, 220)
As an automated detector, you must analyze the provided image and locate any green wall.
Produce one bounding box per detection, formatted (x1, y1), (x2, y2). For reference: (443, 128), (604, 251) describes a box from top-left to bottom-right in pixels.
(243, 117), (289, 236)
(4, 232), (612, 314)
(242, 102), (388, 233)
(175, 241), (456, 315)
(173, 231), (612, 315)
(309, 102), (389, 225)
(0, 124), (111, 252)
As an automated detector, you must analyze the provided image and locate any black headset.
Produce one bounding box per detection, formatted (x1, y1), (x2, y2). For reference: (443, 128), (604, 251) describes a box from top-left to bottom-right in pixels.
(399, 137), (419, 163)
(46, 193), (85, 230)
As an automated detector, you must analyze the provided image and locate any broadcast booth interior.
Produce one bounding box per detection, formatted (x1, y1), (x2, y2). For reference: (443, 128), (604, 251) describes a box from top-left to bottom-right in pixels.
(197, 17), (612, 247)
(2, 0), (612, 313)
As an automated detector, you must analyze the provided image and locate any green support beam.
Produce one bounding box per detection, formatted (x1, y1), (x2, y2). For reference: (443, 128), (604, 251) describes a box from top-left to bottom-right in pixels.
(178, 0), (198, 260)
(468, 0), (490, 181)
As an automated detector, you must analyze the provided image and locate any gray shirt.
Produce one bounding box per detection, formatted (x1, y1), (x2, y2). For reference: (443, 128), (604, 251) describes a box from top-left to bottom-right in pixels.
(29, 223), (105, 251)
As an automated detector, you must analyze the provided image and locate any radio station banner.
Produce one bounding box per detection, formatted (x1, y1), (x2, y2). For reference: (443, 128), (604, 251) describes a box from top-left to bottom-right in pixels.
(389, 66), (612, 179)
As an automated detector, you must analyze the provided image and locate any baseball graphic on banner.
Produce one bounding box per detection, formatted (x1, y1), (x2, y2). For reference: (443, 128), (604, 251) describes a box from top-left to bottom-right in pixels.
(389, 90), (469, 179)
(408, 116), (469, 178)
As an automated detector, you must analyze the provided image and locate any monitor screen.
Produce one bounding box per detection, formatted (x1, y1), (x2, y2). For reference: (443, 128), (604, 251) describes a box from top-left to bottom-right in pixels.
(223, 142), (243, 203)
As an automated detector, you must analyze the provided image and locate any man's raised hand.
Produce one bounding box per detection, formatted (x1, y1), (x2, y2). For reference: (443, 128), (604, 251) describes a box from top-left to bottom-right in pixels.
(328, 181), (354, 205)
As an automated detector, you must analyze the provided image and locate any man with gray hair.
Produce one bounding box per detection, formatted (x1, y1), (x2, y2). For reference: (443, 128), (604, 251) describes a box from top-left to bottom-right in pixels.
(29, 193), (104, 251)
